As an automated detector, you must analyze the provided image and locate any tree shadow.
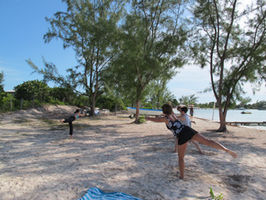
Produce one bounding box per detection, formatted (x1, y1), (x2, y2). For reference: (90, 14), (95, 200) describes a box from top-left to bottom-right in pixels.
(1, 116), (266, 200)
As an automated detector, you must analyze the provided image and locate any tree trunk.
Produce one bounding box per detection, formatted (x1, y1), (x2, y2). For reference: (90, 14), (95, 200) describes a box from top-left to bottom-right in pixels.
(135, 100), (140, 123)
(115, 103), (117, 116)
(217, 107), (227, 132)
(20, 98), (23, 110)
(90, 93), (96, 117)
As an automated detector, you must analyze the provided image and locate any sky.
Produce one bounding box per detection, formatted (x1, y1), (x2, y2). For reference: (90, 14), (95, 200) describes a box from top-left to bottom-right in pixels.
(0, 0), (265, 104)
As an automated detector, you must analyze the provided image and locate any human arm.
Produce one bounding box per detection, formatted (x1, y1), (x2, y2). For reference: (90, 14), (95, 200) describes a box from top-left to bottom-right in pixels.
(79, 112), (86, 117)
(176, 114), (185, 123)
(145, 116), (167, 123)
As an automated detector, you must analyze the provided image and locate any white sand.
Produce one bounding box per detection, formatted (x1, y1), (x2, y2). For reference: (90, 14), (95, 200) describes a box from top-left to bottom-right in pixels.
(0, 105), (265, 200)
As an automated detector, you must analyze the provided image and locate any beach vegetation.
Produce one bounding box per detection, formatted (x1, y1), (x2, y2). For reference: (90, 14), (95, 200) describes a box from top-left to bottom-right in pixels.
(1, 94), (16, 111)
(106, 0), (189, 122)
(0, 71), (4, 92)
(49, 87), (76, 104)
(209, 187), (224, 200)
(190, 0), (266, 132)
(28, 0), (126, 117)
(142, 78), (176, 109)
(0, 72), (6, 108)
(246, 100), (266, 110)
(14, 80), (50, 108)
(178, 94), (198, 106)
(137, 115), (146, 124)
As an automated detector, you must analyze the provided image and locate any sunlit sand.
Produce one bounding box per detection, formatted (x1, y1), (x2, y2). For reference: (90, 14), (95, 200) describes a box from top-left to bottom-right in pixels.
(0, 105), (265, 200)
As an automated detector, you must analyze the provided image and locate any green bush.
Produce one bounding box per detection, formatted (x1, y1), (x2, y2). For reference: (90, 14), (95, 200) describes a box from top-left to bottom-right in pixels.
(0, 94), (16, 111)
(14, 80), (50, 102)
(138, 115), (146, 123)
(209, 187), (223, 200)
(49, 87), (75, 104)
(96, 95), (125, 111)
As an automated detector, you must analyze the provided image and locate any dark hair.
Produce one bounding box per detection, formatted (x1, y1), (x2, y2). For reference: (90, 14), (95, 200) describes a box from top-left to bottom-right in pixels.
(74, 109), (80, 114)
(162, 104), (173, 115)
(181, 106), (188, 113)
(177, 105), (181, 111)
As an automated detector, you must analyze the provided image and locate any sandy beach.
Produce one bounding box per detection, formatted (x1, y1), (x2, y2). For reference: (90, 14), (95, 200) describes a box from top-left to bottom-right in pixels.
(0, 105), (265, 200)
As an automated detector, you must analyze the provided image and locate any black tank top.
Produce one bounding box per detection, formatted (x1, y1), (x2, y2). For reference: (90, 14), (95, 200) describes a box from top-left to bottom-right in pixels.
(165, 116), (184, 137)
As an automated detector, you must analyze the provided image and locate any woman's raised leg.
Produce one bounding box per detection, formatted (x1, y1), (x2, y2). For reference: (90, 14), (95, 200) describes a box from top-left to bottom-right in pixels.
(191, 133), (237, 158)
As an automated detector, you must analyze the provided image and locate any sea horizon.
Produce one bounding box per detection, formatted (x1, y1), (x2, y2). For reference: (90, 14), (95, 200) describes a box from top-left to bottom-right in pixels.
(191, 108), (266, 130)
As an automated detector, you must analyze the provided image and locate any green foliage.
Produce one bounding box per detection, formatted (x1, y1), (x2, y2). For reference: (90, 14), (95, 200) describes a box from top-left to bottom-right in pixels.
(107, 0), (189, 120)
(0, 94), (16, 111)
(137, 115), (146, 124)
(41, 0), (126, 116)
(143, 79), (176, 109)
(14, 80), (49, 102)
(49, 87), (76, 104)
(246, 101), (266, 110)
(178, 94), (198, 105)
(0, 72), (5, 106)
(196, 102), (216, 108)
(0, 71), (4, 91)
(209, 187), (224, 200)
(190, 0), (266, 131)
(96, 95), (124, 111)
(72, 95), (89, 107)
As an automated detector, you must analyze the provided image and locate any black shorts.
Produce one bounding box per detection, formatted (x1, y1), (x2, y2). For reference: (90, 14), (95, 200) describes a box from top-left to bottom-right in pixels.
(178, 126), (198, 145)
(63, 116), (75, 123)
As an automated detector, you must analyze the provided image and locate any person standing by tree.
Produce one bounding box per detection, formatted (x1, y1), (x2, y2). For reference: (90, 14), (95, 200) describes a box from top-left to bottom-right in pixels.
(189, 105), (194, 117)
(146, 103), (237, 179)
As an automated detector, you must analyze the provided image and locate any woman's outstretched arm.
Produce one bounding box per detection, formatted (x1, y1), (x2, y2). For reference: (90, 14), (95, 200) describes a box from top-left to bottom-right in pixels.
(145, 116), (167, 123)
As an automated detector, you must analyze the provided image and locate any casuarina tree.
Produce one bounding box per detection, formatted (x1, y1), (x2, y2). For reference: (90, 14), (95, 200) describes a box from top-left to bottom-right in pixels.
(190, 0), (266, 131)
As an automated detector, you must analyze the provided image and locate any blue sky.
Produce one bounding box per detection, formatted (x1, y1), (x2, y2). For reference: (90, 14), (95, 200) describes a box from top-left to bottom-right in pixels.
(0, 0), (265, 103)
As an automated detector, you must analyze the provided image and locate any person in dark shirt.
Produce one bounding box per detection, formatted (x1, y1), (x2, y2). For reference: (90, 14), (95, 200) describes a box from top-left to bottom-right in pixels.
(60, 109), (84, 139)
(189, 105), (194, 117)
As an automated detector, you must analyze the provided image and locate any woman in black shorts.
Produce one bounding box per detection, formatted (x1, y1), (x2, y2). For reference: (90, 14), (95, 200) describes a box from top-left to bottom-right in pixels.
(146, 103), (237, 179)
(60, 109), (84, 139)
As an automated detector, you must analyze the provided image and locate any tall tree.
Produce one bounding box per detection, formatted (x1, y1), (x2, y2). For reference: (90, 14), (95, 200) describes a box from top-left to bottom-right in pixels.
(0, 71), (4, 92)
(190, 0), (266, 131)
(30, 0), (125, 116)
(109, 0), (188, 122)
(0, 72), (5, 106)
(144, 78), (175, 109)
(178, 94), (198, 105)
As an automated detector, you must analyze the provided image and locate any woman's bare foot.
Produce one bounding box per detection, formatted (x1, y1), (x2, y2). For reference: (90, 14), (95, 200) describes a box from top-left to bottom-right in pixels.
(226, 149), (237, 158)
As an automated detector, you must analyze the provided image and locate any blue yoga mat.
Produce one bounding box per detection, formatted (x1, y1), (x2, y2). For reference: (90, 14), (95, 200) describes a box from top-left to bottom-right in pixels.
(78, 187), (142, 200)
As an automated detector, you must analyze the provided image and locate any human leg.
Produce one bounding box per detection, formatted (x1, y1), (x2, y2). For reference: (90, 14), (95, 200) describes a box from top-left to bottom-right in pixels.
(69, 122), (73, 139)
(191, 133), (237, 158)
(174, 137), (178, 152)
(177, 142), (188, 179)
(191, 141), (203, 154)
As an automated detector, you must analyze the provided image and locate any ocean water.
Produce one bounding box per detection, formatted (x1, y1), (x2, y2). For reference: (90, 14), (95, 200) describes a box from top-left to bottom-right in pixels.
(191, 108), (266, 130)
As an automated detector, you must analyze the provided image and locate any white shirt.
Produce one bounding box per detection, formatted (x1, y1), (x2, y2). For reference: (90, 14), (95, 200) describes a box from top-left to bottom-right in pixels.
(181, 113), (191, 127)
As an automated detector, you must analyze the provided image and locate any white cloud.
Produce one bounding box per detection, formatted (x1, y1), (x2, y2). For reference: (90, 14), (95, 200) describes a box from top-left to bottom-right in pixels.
(168, 65), (266, 103)
(168, 65), (213, 102)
